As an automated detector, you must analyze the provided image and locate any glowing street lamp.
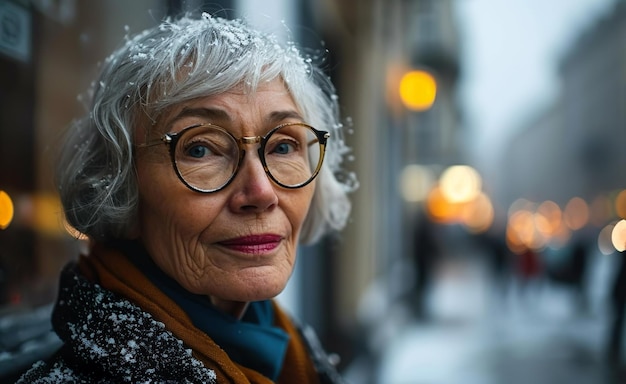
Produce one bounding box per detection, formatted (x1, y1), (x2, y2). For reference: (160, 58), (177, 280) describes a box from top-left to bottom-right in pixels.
(0, 190), (14, 230)
(398, 69), (437, 111)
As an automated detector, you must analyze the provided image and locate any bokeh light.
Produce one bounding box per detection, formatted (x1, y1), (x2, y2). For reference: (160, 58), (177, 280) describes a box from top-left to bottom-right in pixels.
(563, 197), (589, 230)
(460, 192), (494, 233)
(439, 165), (482, 204)
(398, 69), (437, 111)
(426, 185), (456, 223)
(399, 164), (436, 203)
(0, 190), (14, 229)
(613, 219), (626, 252)
(598, 223), (617, 255)
(505, 199), (576, 253)
(536, 200), (562, 237)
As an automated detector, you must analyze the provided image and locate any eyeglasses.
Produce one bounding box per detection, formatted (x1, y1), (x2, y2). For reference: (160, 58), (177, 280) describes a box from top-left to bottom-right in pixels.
(138, 122), (329, 193)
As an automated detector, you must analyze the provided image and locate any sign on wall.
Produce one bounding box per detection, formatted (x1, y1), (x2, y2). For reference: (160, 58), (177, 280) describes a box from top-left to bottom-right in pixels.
(0, 1), (31, 63)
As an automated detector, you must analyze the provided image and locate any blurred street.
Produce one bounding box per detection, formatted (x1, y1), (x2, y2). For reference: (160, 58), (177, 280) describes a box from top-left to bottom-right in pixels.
(1, 1), (626, 383)
(346, 245), (625, 384)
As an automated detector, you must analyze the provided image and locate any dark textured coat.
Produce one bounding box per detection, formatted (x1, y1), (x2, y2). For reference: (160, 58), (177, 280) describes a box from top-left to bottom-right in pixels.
(18, 266), (217, 383)
(17, 263), (345, 383)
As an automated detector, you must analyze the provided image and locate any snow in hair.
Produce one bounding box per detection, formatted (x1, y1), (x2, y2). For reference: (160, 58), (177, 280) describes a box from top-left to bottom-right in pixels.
(57, 13), (356, 243)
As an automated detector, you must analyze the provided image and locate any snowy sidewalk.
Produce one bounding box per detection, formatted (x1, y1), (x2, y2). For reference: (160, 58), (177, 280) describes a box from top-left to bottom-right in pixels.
(372, 254), (620, 384)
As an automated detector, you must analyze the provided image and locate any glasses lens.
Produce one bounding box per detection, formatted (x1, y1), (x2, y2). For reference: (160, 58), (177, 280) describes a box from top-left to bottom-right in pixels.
(264, 124), (323, 187)
(174, 125), (239, 191)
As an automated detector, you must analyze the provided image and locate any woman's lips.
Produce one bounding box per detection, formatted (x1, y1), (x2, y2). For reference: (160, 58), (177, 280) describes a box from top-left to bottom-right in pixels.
(218, 234), (283, 253)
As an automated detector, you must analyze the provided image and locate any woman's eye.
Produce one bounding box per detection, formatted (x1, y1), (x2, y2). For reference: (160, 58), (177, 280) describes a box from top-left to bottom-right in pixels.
(186, 144), (212, 158)
(273, 142), (294, 154)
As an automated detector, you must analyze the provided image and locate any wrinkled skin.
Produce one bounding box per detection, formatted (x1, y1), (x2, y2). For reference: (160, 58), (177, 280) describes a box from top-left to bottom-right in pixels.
(135, 79), (314, 317)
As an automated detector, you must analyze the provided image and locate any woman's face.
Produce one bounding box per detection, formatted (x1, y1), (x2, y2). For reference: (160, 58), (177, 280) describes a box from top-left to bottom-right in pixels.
(135, 79), (315, 309)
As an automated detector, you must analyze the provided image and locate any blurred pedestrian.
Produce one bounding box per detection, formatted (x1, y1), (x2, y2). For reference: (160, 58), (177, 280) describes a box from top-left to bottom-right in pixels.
(513, 247), (543, 306)
(411, 210), (439, 320)
(475, 228), (512, 305)
(608, 250), (626, 367)
(568, 239), (589, 313)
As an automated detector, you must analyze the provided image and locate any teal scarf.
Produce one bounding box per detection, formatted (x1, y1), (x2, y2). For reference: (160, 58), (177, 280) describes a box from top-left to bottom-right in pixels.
(125, 241), (290, 381)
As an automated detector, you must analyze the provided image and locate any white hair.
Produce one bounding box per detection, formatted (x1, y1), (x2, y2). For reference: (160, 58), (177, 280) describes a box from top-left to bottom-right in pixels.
(57, 13), (357, 243)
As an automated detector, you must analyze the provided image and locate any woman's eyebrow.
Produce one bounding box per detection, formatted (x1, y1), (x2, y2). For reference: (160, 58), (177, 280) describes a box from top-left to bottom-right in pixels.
(266, 110), (304, 124)
(163, 108), (304, 130)
(166, 107), (232, 128)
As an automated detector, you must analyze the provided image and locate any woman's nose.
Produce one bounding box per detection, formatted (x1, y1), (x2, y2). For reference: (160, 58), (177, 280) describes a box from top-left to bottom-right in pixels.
(228, 150), (278, 213)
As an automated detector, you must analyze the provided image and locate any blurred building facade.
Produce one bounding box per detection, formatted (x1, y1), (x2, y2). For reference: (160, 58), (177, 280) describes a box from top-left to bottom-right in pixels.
(311, 0), (462, 343)
(500, 1), (626, 225)
(0, 0), (462, 377)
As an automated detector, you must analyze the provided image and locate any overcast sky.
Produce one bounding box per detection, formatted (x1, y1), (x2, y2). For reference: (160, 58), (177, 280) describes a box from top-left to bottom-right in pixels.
(455, 0), (617, 172)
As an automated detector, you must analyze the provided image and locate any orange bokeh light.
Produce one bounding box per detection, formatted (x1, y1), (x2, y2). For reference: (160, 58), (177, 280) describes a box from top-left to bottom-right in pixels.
(460, 192), (494, 233)
(563, 197), (589, 230)
(399, 70), (437, 111)
(0, 190), (14, 230)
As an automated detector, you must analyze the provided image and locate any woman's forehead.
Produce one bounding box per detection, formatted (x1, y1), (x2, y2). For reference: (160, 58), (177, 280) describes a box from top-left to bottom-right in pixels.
(159, 81), (298, 125)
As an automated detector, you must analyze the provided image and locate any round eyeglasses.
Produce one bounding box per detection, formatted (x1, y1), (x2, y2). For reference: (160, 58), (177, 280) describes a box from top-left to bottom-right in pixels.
(138, 122), (329, 193)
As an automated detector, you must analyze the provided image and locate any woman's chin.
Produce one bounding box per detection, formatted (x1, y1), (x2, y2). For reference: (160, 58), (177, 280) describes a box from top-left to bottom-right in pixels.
(239, 283), (287, 302)
(231, 267), (290, 301)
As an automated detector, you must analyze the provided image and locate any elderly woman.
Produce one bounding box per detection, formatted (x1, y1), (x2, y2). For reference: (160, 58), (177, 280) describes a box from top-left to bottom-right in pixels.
(18, 13), (354, 384)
